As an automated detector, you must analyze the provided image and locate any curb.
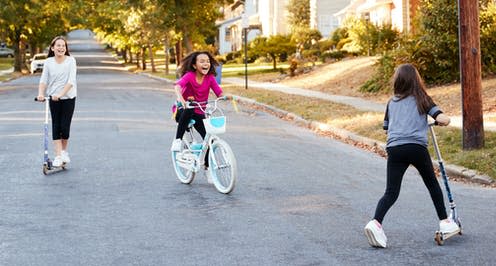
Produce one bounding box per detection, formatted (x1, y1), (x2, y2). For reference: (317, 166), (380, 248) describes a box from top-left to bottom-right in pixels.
(232, 95), (494, 186)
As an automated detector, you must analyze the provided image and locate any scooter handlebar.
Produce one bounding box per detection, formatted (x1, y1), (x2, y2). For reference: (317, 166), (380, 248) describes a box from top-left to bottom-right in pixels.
(34, 96), (50, 102)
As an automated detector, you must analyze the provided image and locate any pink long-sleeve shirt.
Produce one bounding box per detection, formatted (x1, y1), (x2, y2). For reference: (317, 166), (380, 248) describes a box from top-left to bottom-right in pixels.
(176, 71), (223, 114)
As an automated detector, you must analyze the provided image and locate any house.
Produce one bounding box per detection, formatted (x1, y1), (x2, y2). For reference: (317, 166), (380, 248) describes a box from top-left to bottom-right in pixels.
(310, 0), (349, 37)
(216, 0), (290, 55)
(216, 0), (347, 55)
(334, 0), (420, 33)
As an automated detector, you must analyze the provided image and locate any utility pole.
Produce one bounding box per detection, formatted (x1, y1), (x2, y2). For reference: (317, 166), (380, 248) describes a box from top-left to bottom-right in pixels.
(458, 0), (484, 149)
(242, 13), (249, 90)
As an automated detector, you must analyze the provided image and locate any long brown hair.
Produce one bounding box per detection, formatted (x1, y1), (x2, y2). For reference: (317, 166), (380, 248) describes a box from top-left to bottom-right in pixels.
(177, 51), (219, 77)
(392, 63), (434, 114)
(47, 36), (70, 57)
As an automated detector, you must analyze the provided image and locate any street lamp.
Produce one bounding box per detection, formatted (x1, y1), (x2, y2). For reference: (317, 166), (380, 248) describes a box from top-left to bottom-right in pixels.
(242, 13), (249, 90)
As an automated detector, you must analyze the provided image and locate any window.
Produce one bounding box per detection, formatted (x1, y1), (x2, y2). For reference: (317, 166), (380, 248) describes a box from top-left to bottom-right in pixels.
(225, 28), (231, 42)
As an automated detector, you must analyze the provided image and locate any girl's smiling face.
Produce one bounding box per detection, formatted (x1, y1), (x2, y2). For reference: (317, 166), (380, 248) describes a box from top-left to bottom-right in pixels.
(194, 53), (211, 75)
(52, 39), (67, 57)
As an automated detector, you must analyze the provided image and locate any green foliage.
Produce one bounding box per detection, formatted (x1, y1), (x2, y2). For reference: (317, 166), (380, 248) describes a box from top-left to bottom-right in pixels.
(415, 0), (459, 83)
(480, 2), (496, 74)
(287, 0), (310, 30)
(363, 0), (496, 92)
(360, 54), (395, 93)
(330, 27), (349, 45)
(343, 18), (399, 56)
(320, 50), (346, 63)
(249, 35), (296, 69)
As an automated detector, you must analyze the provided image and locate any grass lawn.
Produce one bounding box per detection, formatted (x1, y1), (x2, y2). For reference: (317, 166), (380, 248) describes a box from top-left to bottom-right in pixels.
(223, 83), (496, 181)
(111, 53), (496, 181)
(0, 58), (14, 70)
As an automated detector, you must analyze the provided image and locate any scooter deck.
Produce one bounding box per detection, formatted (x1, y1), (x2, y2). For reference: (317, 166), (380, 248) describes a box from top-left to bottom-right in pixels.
(434, 228), (462, 245)
(43, 163), (67, 175)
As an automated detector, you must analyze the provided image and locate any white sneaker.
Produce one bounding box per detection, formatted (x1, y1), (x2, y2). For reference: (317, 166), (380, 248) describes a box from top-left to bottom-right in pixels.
(170, 139), (182, 152)
(439, 218), (460, 234)
(52, 156), (63, 167)
(61, 150), (70, 163)
(205, 169), (213, 184)
(364, 220), (387, 248)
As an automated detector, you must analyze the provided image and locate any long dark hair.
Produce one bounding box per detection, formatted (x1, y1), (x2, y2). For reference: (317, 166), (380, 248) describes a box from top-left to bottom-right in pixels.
(47, 36), (70, 57)
(392, 63), (434, 114)
(177, 51), (219, 77)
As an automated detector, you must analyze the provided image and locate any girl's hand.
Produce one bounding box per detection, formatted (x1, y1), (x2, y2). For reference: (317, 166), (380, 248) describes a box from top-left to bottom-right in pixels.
(36, 95), (45, 102)
(51, 95), (61, 101)
(435, 113), (451, 126)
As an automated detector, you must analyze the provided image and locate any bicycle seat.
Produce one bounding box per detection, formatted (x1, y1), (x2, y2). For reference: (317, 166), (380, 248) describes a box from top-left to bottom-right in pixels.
(188, 119), (196, 128)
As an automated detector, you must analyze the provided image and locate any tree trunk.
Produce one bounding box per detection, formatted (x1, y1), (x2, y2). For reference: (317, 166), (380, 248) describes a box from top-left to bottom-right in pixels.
(141, 46), (146, 70)
(175, 41), (182, 66)
(13, 33), (22, 72)
(148, 43), (156, 72)
(458, 0), (484, 149)
(136, 51), (140, 69)
(164, 39), (170, 75)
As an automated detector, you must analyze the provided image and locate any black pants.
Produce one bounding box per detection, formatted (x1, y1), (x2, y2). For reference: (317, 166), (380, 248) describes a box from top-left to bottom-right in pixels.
(175, 108), (209, 167)
(175, 108), (206, 139)
(373, 144), (447, 224)
(49, 98), (75, 140)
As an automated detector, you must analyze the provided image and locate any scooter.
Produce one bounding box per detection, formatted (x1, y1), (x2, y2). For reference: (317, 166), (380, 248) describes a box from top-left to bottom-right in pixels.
(35, 97), (66, 175)
(429, 123), (462, 245)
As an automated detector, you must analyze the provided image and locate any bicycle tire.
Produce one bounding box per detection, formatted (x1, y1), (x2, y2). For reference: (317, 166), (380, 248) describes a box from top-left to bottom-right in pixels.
(171, 140), (196, 184)
(208, 138), (237, 194)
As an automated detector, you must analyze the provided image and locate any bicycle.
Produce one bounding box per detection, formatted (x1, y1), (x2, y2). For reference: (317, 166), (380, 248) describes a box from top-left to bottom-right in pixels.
(171, 96), (237, 194)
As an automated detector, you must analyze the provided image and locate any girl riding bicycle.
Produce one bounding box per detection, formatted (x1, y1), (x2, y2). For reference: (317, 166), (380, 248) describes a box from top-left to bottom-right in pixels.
(170, 51), (225, 154)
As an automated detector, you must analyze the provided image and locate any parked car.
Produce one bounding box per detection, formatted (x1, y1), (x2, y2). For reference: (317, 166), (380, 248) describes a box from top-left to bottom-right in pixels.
(30, 53), (47, 74)
(0, 47), (14, 58)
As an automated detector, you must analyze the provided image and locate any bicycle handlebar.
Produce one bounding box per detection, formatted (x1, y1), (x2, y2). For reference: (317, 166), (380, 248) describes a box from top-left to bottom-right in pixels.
(184, 96), (229, 113)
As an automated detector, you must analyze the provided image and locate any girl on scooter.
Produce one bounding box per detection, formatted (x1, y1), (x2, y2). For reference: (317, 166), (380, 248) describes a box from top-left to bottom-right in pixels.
(364, 63), (459, 248)
(36, 36), (77, 167)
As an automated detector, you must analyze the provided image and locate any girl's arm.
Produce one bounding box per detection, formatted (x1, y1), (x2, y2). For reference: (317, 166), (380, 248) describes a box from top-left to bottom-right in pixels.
(37, 83), (47, 101)
(37, 60), (49, 101)
(52, 83), (73, 101)
(174, 84), (186, 107)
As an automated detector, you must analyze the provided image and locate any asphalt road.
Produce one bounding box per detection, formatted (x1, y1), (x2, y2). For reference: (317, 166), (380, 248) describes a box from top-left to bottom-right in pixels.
(1, 30), (495, 266)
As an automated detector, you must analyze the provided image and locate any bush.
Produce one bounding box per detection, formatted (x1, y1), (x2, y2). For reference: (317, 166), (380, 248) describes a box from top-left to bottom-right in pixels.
(480, 2), (496, 74)
(320, 50), (345, 62)
(360, 53), (395, 93)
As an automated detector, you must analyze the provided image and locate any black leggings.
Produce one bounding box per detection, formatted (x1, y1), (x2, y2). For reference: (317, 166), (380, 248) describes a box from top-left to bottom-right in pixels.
(175, 108), (206, 139)
(175, 108), (209, 167)
(373, 144), (447, 224)
(49, 98), (75, 140)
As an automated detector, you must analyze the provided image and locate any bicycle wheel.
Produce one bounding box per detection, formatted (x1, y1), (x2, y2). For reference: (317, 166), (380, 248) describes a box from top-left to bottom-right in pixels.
(208, 138), (237, 194)
(171, 141), (196, 184)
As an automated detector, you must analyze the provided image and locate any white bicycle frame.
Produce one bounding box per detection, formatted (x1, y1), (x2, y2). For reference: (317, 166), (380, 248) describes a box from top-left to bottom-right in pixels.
(175, 97), (227, 173)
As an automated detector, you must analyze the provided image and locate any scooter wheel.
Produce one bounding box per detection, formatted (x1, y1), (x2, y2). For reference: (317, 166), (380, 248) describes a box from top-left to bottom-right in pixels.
(434, 231), (444, 246)
(43, 165), (48, 175)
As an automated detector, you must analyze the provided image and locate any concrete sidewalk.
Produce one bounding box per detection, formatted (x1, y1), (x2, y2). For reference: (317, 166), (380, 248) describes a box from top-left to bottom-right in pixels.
(0, 67), (13, 75)
(223, 76), (496, 132)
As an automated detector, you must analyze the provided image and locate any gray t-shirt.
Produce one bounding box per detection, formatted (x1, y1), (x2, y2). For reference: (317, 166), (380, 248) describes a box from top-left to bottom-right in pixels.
(39, 56), (77, 99)
(385, 95), (441, 148)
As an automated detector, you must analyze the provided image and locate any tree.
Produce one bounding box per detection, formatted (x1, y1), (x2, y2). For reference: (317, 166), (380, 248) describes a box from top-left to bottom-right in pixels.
(249, 35), (295, 70)
(0, 0), (70, 72)
(287, 0), (312, 55)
